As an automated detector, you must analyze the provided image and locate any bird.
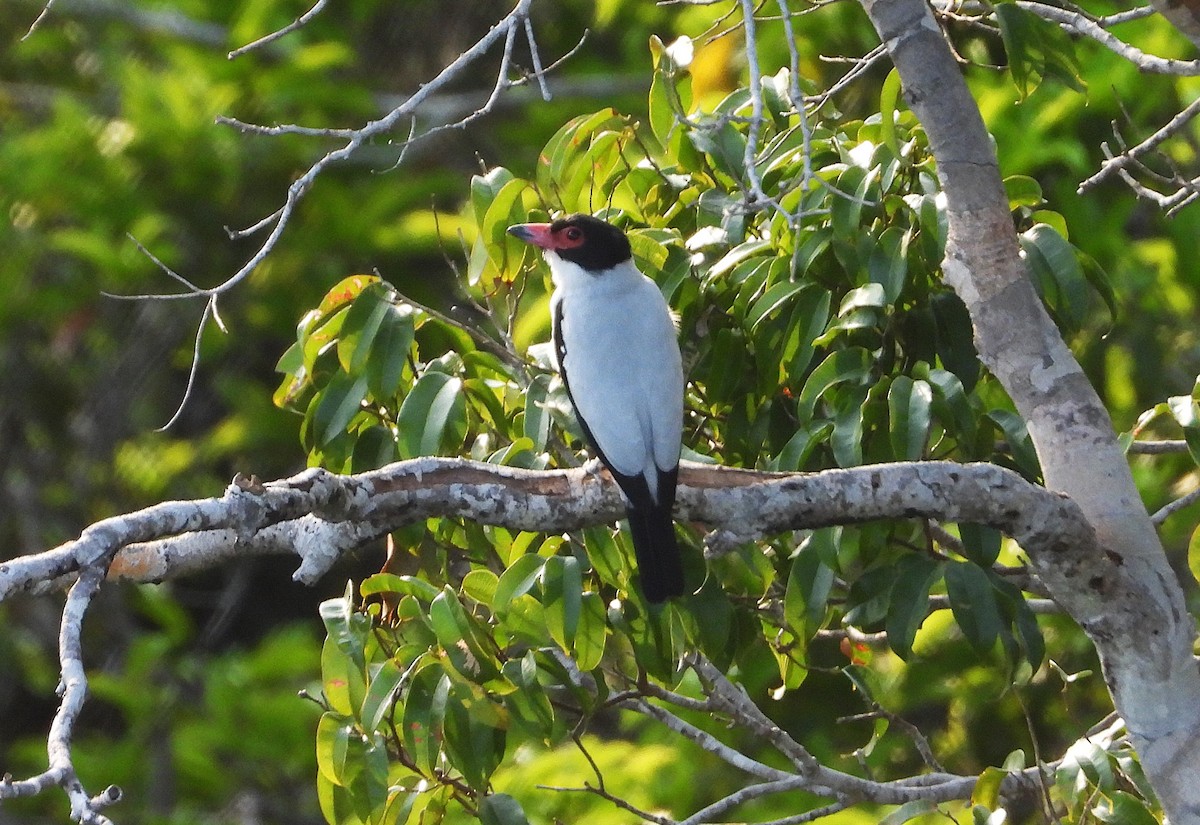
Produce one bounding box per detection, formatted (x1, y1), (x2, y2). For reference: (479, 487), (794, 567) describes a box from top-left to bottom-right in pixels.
(507, 214), (686, 602)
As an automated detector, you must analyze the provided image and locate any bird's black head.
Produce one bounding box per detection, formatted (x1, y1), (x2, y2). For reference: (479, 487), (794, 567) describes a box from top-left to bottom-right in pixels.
(507, 214), (632, 272)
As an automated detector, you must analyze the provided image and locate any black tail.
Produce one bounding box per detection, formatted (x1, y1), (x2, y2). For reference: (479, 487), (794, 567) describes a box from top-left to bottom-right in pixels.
(627, 502), (685, 603)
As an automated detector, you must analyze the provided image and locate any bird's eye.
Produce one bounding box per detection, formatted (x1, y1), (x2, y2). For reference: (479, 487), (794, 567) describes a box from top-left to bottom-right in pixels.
(564, 227), (583, 241)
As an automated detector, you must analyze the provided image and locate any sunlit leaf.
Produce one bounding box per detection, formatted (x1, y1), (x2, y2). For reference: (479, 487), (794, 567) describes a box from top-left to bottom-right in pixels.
(397, 372), (466, 458)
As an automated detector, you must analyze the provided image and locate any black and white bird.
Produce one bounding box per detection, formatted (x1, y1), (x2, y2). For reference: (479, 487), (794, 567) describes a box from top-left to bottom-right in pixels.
(507, 214), (686, 602)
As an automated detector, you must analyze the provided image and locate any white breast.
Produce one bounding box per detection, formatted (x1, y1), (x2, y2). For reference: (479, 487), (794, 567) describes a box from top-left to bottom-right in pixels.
(548, 255), (684, 499)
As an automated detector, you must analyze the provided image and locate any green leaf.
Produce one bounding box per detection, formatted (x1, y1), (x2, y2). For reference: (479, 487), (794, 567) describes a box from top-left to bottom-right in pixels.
(995, 3), (1085, 98)
(480, 793), (531, 825)
(989, 409), (1041, 479)
(463, 568), (500, 606)
(472, 166), (516, 226)
(832, 384), (869, 467)
(320, 636), (357, 717)
(887, 376), (932, 460)
(781, 287), (831, 379)
(1078, 249), (1118, 326)
(523, 373), (553, 451)
(946, 561), (1003, 654)
(540, 555), (583, 650)
(972, 766), (1007, 809)
(885, 555), (942, 660)
(628, 229), (672, 277)
(483, 177), (532, 282)
(359, 573), (440, 602)
(495, 554), (547, 606)
(312, 370), (369, 447)
(502, 653), (556, 742)
(573, 591), (607, 672)
(1093, 791), (1160, 825)
(959, 523), (1002, 566)
(1021, 223), (1089, 332)
(880, 798), (938, 825)
(316, 712), (353, 785)
(688, 117), (747, 182)
(916, 364), (978, 449)
(315, 274), (381, 321)
(366, 302), (415, 399)
(1003, 174), (1043, 209)
(359, 658), (404, 733)
(1012, 590), (1045, 670)
(400, 666), (446, 775)
(747, 280), (809, 333)
(441, 683), (504, 790)
(796, 348), (873, 421)
(771, 420), (835, 471)
(784, 536), (835, 640)
(1062, 739), (1116, 790)
(429, 588), (498, 683)
(337, 281), (394, 374)
(537, 110), (624, 206)
(879, 68), (902, 159)
(931, 292), (980, 393)
(868, 226), (908, 303)
(397, 371), (465, 458)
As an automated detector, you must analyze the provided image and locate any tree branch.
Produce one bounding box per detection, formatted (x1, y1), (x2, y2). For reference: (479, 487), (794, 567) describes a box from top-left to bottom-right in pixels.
(110, 0), (580, 430)
(1015, 1), (1200, 75)
(2, 459), (1094, 598)
(227, 0), (329, 59)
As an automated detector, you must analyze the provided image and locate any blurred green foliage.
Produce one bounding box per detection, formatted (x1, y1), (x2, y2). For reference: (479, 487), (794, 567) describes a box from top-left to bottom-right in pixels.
(4, 0), (1200, 823)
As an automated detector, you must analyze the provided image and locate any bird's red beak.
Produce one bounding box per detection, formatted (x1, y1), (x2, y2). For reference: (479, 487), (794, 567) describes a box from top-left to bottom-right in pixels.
(507, 222), (554, 249)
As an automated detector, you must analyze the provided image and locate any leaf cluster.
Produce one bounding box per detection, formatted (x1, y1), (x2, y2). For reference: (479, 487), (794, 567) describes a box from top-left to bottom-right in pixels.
(278, 37), (1124, 824)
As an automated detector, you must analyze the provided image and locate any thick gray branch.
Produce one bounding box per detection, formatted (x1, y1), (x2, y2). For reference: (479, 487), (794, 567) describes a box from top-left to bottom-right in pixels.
(1, 458), (1090, 597)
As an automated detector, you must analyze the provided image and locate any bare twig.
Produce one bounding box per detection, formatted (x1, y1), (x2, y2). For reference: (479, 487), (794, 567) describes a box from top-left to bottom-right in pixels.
(22, 0), (59, 40)
(1150, 485), (1200, 525)
(1080, 95), (1200, 193)
(117, 0), (581, 429)
(227, 0), (329, 59)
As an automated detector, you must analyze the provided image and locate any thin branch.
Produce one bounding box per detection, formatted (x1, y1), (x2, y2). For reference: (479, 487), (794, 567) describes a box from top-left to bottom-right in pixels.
(1080, 94), (1200, 193)
(809, 45), (889, 110)
(1097, 6), (1157, 26)
(1150, 485), (1200, 525)
(523, 16), (552, 101)
(679, 776), (816, 825)
(756, 801), (852, 825)
(1126, 439), (1190, 454)
(116, 0), (581, 429)
(622, 695), (798, 781)
(227, 0), (329, 59)
(1015, 1), (1200, 75)
(840, 707), (944, 772)
(22, 0), (59, 40)
(157, 298), (215, 431)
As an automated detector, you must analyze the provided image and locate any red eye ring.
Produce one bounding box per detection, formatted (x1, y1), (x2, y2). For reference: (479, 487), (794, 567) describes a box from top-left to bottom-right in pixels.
(564, 227), (583, 241)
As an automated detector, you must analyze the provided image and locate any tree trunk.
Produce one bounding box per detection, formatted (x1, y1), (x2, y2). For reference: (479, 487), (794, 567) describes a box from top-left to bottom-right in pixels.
(857, 0), (1200, 817)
